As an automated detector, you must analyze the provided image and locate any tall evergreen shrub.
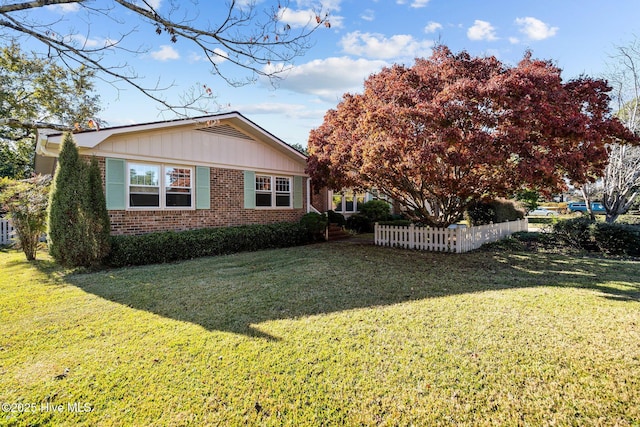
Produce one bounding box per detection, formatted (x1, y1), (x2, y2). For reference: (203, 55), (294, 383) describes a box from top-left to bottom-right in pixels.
(48, 133), (87, 265)
(48, 133), (110, 266)
(84, 157), (111, 263)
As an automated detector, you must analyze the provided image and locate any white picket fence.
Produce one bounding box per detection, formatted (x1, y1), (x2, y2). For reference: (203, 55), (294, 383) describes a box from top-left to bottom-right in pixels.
(1, 217), (15, 245)
(374, 219), (528, 253)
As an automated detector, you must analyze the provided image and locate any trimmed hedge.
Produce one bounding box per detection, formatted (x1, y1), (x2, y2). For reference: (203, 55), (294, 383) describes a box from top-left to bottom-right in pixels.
(526, 216), (556, 225)
(466, 198), (525, 226)
(345, 200), (393, 233)
(358, 200), (391, 222)
(552, 217), (640, 256)
(346, 213), (371, 233)
(327, 210), (346, 226)
(299, 212), (328, 241)
(552, 217), (596, 251)
(592, 223), (640, 256)
(107, 222), (310, 267)
(377, 219), (412, 227)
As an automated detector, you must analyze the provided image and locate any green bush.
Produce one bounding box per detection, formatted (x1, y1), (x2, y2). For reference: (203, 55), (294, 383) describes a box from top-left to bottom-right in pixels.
(466, 199), (524, 226)
(377, 219), (412, 227)
(326, 210), (346, 226)
(346, 213), (372, 233)
(551, 218), (640, 256)
(465, 201), (495, 226)
(106, 222), (310, 267)
(299, 212), (328, 241)
(511, 231), (542, 242)
(552, 217), (596, 251)
(0, 175), (51, 260)
(526, 216), (556, 225)
(358, 200), (391, 222)
(493, 199), (525, 223)
(591, 223), (640, 256)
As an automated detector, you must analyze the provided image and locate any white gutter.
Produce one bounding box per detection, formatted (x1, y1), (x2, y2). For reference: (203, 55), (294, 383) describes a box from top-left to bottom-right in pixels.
(307, 177), (311, 213)
(35, 131), (59, 158)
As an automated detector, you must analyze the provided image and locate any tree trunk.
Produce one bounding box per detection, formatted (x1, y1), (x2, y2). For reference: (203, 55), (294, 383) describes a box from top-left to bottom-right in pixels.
(580, 184), (596, 221)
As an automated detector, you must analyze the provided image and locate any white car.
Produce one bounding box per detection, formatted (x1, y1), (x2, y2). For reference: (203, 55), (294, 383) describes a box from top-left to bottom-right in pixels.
(528, 207), (558, 216)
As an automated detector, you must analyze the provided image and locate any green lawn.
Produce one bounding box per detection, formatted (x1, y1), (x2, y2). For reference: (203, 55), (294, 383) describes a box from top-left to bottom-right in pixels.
(1, 242), (639, 426)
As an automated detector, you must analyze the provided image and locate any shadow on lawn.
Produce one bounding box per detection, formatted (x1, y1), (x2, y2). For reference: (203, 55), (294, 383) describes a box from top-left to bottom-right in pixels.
(64, 242), (640, 340)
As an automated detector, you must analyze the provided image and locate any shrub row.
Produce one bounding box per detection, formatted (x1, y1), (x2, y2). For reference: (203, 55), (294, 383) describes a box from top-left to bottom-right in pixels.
(299, 212), (328, 241)
(107, 222), (310, 267)
(466, 199), (525, 226)
(552, 217), (640, 256)
(526, 216), (556, 225)
(344, 200), (393, 233)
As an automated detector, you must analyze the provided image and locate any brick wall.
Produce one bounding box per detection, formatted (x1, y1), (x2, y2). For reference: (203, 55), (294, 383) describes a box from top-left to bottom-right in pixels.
(90, 157), (307, 236)
(311, 184), (330, 212)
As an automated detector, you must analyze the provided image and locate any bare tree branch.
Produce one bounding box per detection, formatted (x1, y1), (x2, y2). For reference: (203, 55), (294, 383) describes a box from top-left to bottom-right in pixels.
(0, 0), (329, 118)
(602, 36), (640, 222)
(0, 0), (81, 14)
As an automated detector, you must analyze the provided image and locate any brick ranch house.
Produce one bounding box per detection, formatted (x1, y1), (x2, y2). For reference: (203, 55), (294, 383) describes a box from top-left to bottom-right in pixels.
(35, 112), (315, 236)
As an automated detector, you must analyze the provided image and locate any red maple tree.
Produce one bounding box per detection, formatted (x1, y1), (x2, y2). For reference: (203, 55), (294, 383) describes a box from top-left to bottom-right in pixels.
(307, 46), (636, 227)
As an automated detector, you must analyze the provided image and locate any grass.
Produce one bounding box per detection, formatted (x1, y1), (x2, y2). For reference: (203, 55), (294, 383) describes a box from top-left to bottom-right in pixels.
(1, 242), (639, 426)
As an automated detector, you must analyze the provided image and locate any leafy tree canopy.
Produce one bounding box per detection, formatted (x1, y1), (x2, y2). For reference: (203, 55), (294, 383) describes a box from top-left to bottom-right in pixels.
(0, 41), (101, 178)
(307, 45), (637, 227)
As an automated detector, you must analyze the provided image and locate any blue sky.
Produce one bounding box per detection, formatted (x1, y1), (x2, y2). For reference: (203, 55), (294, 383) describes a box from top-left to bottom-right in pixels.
(32, 0), (640, 146)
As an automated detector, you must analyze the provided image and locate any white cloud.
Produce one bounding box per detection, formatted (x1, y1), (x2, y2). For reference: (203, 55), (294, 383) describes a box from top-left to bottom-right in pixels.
(265, 56), (388, 100)
(236, 102), (321, 120)
(509, 37), (520, 45)
(515, 17), (558, 41)
(150, 45), (180, 61)
(467, 20), (498, 41)
(294, 0), (342, 10)
(188, 48), (228, 64)
(47, 3), (81, 13)
(361, 9), (375, 21)
(68, 34), (99, 48)
(424, 21), (442, 34)
(279, 7), (344, 29)
(340, 31), (434, 60)
(67, 34), (117, 49)
(279, 8), (317, 28)
(396, 0), (429, 7)
(410, 0), (430, 7)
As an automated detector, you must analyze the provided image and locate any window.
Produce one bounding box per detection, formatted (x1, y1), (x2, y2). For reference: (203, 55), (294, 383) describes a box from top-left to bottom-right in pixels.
(275, 177), (291, 207)
(128, 163), (193, 209)
(129, 164), (160, 207)
(255, 175), (291, 208)
(165, 167), (192, 207)
(255, 175), (272, 207)
(332, 190), (367, 213)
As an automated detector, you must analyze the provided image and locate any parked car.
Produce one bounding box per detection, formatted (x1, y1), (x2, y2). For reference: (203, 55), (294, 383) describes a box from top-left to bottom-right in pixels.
(527, 207), (558, 216)
(568, 202), (606, 214)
